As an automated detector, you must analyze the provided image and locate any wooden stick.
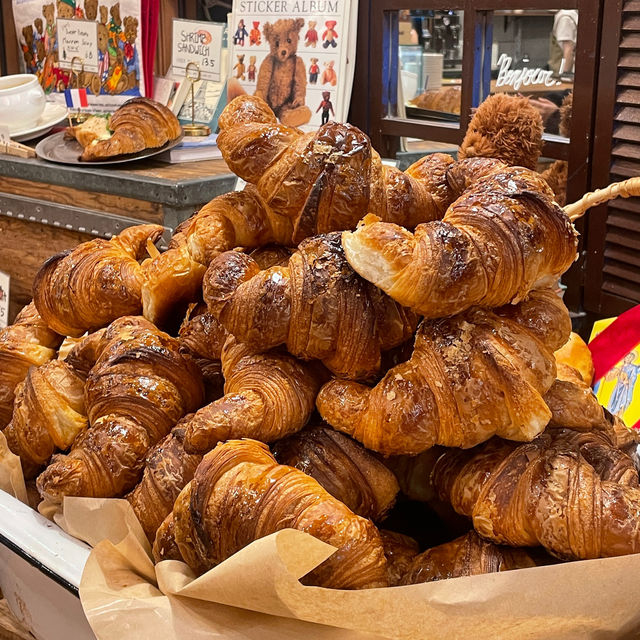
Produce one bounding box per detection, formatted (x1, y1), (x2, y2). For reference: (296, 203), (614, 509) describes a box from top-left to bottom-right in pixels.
(564, 176), (640, 221)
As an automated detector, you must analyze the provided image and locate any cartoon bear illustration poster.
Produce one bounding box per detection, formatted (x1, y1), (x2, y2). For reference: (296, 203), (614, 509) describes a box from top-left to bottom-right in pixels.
(12, 0), (146, 110)
(229, 0), (358, 131)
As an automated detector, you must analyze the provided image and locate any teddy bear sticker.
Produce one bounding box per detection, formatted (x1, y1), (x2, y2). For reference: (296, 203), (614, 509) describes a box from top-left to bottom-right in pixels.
(234, 54), (246, 80)
(322, 20), (338, 48)
(308, 58), (319, 84)
(250, 21), (261, 46)
(321, 60), (337, 86)
(305, 20), (318, 47)
(255, 18), (311, 127)
(248, 56), (257, 82)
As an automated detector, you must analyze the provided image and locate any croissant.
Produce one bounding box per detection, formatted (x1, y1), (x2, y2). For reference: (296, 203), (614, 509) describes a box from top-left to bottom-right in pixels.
(0, 302), (62, 429)
(183, 336), (326, 454)
(554, 331), (594, 386)
(272, 425), (399, 521)
(178, 303), (228, 403)
(34, 224), (164, 336)
(379, 530), (420, 586)
(156, 439), (388, 588)
(204, 233), (418, 380)
(317, 288), (570, 455)
(342, 159), (578, 318)
(401, 531), (536, 586)
(4, 359), (87, 478)
(218, 96), (456, 237)
(431, 428), (640, 559)
(126, 422), (202, 543)
(80, 98), (181, 162)
(37, 317), (204, 503)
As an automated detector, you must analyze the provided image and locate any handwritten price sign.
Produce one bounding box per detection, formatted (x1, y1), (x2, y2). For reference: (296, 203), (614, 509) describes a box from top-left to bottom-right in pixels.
(58, 19), (99, 73)
(172, 19), (225, 82)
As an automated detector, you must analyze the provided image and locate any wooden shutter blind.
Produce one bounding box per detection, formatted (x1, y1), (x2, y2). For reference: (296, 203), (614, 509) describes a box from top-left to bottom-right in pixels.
(585, 0), (640, 315)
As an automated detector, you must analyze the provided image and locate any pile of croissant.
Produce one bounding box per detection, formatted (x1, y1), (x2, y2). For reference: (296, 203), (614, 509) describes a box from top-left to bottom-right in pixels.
(2, 93), (638, 591)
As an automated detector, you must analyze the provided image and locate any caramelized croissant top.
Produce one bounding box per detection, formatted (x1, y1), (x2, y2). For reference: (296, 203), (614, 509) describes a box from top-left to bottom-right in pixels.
(34, 224), (164, 336)
(162, 439), (388, 589)
(273, 425), (399, 521)
(217, 95), (456, 242)
(317, 289), (570, 455)
(432, 428), (640, 560)
(204, 232), (418, 380)
(0, 302), (62, 429)
(342, 159), (578, 318)
(401, 531), (536, 585)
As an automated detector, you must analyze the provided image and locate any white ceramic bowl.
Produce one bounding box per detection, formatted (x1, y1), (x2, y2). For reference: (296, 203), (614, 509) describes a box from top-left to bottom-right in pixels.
(0, 74), (46, 133)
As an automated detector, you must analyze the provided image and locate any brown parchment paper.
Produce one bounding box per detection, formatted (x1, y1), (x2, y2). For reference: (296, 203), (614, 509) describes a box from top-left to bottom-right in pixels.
(0, 431), (27, 504)
(55, 497), (640, 640)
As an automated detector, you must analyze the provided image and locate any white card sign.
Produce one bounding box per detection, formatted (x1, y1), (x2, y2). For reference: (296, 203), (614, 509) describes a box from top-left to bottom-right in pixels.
(57, 19), (99, 73)
(172, 19), (225, 83)
(0, 271), (9, 330)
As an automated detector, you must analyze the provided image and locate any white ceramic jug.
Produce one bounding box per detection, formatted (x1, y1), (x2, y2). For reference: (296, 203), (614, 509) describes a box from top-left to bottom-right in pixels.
(0, 74), (46, 133)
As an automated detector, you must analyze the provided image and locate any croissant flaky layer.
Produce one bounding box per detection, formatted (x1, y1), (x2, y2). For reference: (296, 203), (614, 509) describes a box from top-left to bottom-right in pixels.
(183, 337), (325, 454)
(432, 428), (640, 560)
(0, 302), (62, 429)
(317, 289), (570, 455)
(273, 425), (399, 521)
(157, 439), (389, 589)
(37, 316), (204, 503)
(34, 225), (164, 336)
(342, 159), (578, 318)
(5, 359), (87, 478)
(204, 232), (418, 380)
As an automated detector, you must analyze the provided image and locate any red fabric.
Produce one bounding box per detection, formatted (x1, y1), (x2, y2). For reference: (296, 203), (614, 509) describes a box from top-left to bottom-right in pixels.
(589, 305), (640, 384)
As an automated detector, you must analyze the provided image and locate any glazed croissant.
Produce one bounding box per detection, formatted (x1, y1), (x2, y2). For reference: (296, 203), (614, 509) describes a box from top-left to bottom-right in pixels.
(432, 428), (640, 559)
(379, 530), (420, 586)
(273, 425), (399, 521)
(80, 98), (182, 162)
(218, 95), (456, 237)
(155, 439), (388, 588)
(37, 317), (204, 503)
(401, 531), (536, 586)
(5, 360), (87, 478)
(126, 422), (202, 543)
(204, 233), (418, 380)
(0, 302), (62, 429)
(317, 288), (570, 455)
(183, 336), (326, 454)
(34, 224), (164, 336)
(342, 158), (578, 318)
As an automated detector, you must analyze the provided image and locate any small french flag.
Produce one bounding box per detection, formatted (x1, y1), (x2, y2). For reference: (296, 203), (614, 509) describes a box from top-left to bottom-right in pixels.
(64, 88), (89, 109)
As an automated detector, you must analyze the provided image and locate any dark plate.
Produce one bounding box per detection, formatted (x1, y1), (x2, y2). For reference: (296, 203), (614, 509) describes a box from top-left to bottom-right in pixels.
(35, 130), (185, 166)
(405, 105), (460, 123)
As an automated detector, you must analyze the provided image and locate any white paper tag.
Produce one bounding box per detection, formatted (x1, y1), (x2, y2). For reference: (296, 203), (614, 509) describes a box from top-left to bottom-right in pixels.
(0, 272), (9, 330)
(0, 126), (10, 144)
(235, 178), (247, 192)
(57, 19), (99, 74)
(171, 19), (225, 83)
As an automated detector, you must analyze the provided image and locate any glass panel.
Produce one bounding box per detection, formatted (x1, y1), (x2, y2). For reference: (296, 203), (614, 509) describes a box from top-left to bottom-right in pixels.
(488, 9), (576, 140)
(388, 10), (464, 123)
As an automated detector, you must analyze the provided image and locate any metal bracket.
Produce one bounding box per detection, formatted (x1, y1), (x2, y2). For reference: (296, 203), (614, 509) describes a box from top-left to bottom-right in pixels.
(0, 192), (172, 248)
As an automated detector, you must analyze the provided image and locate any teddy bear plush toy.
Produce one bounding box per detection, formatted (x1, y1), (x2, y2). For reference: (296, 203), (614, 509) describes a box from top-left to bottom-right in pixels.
(250, 21), (261, 46)
(322, 20), (338, 48)
(255, 18), (311, 127)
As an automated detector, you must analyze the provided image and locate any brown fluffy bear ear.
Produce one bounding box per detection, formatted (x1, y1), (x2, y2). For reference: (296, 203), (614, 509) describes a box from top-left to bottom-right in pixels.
(294, 18), (305, 31)
(263, 22), (272, 41)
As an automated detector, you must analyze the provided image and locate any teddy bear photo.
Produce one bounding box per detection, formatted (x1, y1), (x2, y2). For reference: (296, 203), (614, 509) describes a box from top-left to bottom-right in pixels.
(99, 5), (108, 24)
(234, 54), (246, 80)
(56, 0), (75, 20)
(21, 26), (36, 73)
(84, 0), (98, 21)
(322, 20), (338, 48)
(248, 56), (257, 82)
(91, 21), (110, 94)
(233, 19), (248, 46)
(308, 57), (319, 84)
(42, 3), (56, 56)
(34, 19), (46, 68)
(305, 20), (318, 47)
(109, 3), (124, 51)
(250, 21), (261, 46)
(120, 16), (139, 91)
(255, 18), (311, 127)
(321, 60), (337, 86)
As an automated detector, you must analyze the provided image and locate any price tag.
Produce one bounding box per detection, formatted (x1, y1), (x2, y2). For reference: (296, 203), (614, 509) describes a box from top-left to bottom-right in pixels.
(0, 126), (10, 144)
(0, 272), (10, 330)
(171, 19), (225, 83)
(58, 19), (99, 73)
